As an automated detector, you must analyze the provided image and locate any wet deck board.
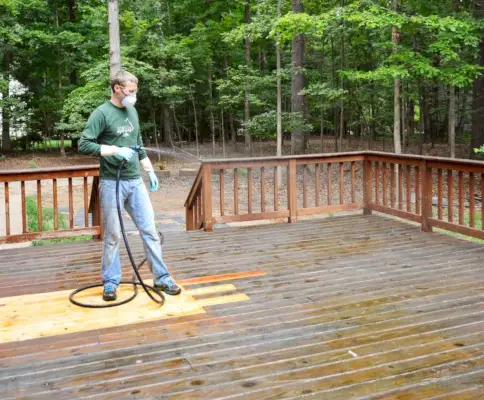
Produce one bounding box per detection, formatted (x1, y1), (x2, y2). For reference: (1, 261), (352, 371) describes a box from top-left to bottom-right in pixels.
(0, 214), (483, 399)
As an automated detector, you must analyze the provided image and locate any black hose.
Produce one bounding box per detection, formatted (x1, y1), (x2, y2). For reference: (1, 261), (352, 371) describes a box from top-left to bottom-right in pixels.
(69, 161), (165, 308)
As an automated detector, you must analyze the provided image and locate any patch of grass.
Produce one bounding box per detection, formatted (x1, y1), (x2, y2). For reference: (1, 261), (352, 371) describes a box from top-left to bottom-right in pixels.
(432, 206), (484, 244)
(26, 196), (91, 246)
(0, 155), (6, 162)
(33, 236), (92, 247)
(27, 159), (39, 169)
(35, 140), (73, 149)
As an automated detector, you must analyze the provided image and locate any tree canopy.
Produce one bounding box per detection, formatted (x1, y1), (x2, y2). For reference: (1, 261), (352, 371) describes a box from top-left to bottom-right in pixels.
(1, 0), (484, 156)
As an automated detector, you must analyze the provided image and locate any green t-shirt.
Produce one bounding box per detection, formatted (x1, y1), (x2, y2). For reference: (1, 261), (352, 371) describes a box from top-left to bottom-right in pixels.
(79, 101), (148, 180)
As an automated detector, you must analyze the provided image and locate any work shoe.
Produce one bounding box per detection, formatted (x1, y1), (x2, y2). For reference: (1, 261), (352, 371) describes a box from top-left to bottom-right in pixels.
(154, 278), (181, 295)
(103, 286), (117, 301)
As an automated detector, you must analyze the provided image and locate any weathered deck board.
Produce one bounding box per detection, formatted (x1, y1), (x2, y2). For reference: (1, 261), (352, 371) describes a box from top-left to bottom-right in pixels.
(0, 214), (483, 399)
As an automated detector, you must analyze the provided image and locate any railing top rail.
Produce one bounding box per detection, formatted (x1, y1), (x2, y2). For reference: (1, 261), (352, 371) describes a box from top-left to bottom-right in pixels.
(365, 151), (484, 168)
(184, 165), (203, 207)
(198, 151), (367, 166)
(0, 164), (100, 176)
(197, 151), (484, 169)
(0, 164), (100, 183)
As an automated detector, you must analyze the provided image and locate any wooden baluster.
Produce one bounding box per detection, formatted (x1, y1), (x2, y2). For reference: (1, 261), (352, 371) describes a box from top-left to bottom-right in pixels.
(422, 161), (433, 232)
(53, 179), (59, 230)
(69, 178), (74, 228)
(21, 181), (27, 233)
(186, 201), (194, 231)
(247, 168), (253, 214)
(375, 162), (380, 205)
(339, 162), (344, 204)
(202, 165), (213, 232)
(469, 173), (475, 228)
(459, 171), (464, 225)
(315, 164), (321, 207)
(220, 169), (225, 217)
(83, 177), (89, 227)
(363, 159), (372, 215)
(382, 162), (387, 207)
(37, 180), (42, 232)
(261, 167), (265, 212)
(327, 163), (332, 205)
(398, 164), (403, 210)
(274, 166), (279, 211)
(390, 163), (395, 208)
(415, 166), (421, 215)
(481, 174), (484, 230)
(234, 168), (239, 215)
(303, 165), (308, 209)
(4, 182), (10, 236)
(448, 170), (454, 223)
(288, 160), (297, 223)
(351, 161), (356, 204)
(437, 169), (443, 220)
(406, 165), (411, 212)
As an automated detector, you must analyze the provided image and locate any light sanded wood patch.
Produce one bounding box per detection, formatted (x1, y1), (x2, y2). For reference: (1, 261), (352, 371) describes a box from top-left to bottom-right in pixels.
(0, 281), (249, 344)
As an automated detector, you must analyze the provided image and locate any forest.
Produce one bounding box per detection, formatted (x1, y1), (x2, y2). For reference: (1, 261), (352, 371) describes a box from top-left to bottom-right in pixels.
(1, 0), (484, 159)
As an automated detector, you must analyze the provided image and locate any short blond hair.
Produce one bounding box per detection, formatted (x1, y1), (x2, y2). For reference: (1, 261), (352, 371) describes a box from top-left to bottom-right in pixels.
(110, 70), (138, 91)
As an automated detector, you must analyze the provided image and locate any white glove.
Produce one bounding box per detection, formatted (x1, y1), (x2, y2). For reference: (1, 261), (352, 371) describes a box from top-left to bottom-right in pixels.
(140, 157), (154, 172)
(100, 145), (120, 156)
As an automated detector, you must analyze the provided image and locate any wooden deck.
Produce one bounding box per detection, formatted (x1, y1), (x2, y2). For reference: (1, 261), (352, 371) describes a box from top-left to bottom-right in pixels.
(1, 214), (483, 399)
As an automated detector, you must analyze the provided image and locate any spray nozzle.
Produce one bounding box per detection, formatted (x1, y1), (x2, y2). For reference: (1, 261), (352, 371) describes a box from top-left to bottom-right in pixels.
(129, 146), (143, 152)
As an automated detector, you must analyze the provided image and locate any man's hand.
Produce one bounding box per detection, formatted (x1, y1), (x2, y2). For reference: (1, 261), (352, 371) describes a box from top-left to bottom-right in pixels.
(148, 171), (159, 192)
(116, 147), (136, 162)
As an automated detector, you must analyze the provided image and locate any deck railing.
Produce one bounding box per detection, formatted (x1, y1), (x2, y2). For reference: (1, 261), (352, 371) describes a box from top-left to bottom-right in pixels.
(0, 165), (102, 244)
(185, 151), (484, 241)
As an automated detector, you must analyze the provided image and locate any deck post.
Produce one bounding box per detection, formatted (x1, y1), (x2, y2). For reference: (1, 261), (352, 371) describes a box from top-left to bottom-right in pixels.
(185, 204), (194, 231)
(288, 159), (297, 223)
(363, 157), (372, 215)
(421, 160), (433, 232)
(90, 176), (103, 240)
(202, 164), (213, 232)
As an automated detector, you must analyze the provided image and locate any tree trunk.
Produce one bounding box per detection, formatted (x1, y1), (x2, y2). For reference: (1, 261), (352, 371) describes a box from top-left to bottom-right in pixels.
(163, 105), (173, 147)
(221, 109), (226, 158)
(172, 107), (182, 145)
(208, 67), (216, 157)
(339, 4), (345, 152)
(408, 99), (415, 139)
(331, 37), (337, 151)
(290, 0), (307, 155)
(471, 0), (484, 159)
(392, 0), (402, 155)
(189, 82), (200, 157)
(449, 85), (456, 158)
(68, 0), (77, 86)
(276, 0), (282, 160)
(244, 1), (252, 154)
(153, 111), (161, 163)
(108, 0), (121, 78)
(229, 107), (236, 151)
(2, 50), (12, 151)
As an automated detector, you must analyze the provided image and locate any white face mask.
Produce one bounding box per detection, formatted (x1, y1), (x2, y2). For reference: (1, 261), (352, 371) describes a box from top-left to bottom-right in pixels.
(121, 94), (137, 107)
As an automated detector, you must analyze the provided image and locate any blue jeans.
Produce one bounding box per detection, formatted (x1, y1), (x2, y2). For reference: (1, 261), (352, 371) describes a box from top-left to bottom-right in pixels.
(100, 178), (171, 290)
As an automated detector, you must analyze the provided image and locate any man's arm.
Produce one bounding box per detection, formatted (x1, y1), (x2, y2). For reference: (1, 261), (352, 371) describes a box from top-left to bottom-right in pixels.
(79, 110), (121, 156)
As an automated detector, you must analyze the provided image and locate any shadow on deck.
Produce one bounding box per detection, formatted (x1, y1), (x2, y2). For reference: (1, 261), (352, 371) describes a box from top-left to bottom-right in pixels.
(0, 214), (483, 399)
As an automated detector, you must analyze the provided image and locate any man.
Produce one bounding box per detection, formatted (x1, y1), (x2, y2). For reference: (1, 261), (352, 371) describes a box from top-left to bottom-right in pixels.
(79, 70), (181, 301)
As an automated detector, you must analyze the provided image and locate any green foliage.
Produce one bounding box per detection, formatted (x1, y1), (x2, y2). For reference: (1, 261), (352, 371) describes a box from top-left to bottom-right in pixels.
(26, 196), (68, 233)
(2, 0), (483, 154)
(27, 159), (39, 169)
(243, 111), (313, 139)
